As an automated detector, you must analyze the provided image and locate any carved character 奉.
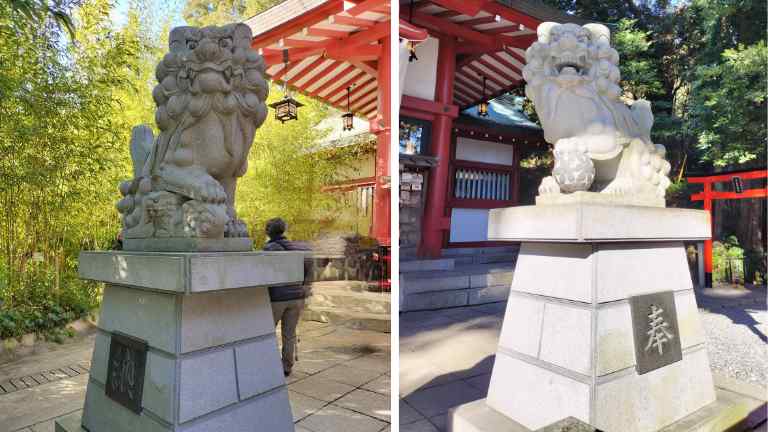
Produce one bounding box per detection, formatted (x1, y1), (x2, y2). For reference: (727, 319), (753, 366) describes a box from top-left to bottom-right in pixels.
(116, 24), (268, 240)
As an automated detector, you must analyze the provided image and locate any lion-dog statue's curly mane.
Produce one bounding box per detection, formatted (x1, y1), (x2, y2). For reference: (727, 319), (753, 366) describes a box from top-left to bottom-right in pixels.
(523, 22), (671, 206)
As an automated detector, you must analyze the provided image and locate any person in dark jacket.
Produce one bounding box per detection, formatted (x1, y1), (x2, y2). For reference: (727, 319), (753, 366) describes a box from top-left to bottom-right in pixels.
(264, 218), (310, 376)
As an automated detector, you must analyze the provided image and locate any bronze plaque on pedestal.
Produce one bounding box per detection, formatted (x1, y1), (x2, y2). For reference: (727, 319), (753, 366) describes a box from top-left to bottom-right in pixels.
(105, 332), (148, 413)
(629, 291), (683, 375)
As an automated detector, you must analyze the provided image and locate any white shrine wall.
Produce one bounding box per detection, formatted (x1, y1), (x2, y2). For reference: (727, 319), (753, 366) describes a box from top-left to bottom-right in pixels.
(450, 137), (515, 243)
(402, 37), (439, 101)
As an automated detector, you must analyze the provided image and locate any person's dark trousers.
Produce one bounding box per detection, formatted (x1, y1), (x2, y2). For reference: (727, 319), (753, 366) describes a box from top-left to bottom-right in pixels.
(272, 298), (305, 375)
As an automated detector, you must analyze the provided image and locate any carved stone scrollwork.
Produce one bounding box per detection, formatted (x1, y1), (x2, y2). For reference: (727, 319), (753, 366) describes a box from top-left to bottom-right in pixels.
(115, 24), (269, 249)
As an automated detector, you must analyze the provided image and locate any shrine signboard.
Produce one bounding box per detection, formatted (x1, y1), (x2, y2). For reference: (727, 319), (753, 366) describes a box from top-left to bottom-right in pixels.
(105, 332), (148, 414)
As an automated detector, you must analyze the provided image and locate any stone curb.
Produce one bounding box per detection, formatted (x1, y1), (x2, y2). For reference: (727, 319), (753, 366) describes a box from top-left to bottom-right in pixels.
(0, 314), (98, 364)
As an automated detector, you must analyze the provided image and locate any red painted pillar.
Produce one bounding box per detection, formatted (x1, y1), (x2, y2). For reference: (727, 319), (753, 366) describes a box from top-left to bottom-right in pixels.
(371, 35), (391, 246)
(420, 35), (456, 257)
(703, 182), (713, 287)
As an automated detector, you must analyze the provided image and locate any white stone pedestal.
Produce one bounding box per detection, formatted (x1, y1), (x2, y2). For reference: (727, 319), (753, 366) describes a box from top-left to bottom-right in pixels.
(450, 204), (723, 432)
(56, 251), (303, 432)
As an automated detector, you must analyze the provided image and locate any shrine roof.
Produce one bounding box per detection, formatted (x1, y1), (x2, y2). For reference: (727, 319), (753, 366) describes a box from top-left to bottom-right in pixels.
(245, 0), (390, 123)
(401, 0), (590, 109)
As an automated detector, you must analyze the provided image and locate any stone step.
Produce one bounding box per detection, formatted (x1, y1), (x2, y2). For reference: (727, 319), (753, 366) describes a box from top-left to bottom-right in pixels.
(441, 245), (520, 257)
(309, 280), (370, 293)
(308, 290), (390, 315)
(400, 263), (515, 294)
(302, 307), (390, 333)
(453, 252), (519, 266)
(399, 258), (456, 273)
(401, 284), (511, 311)
(400, 262), (516, 312)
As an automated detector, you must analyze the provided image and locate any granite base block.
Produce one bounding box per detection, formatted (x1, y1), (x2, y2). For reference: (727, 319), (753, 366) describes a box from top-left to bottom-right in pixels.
(123, 237), (253, 252)
(449, 387), (766, 432)
(481, 206), (721, 432)
(56, 251), (299, 432)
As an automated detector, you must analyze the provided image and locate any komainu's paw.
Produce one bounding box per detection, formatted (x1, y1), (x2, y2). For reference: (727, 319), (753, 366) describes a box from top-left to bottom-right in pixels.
(225, 218), (249, 238)
(194, 176), (227, 204)
(603, 178), (634, 195)
(538, 176), (561, 195)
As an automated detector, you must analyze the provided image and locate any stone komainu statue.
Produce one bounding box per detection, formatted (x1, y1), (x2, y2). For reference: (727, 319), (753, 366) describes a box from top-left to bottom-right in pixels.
(116, 24), (268, 244)
(523, 22), (672, 206)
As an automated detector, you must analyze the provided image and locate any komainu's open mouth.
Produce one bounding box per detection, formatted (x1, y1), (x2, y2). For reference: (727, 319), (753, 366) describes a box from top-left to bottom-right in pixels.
(551, 53), (588, 75)
(555, 62), (583, 74)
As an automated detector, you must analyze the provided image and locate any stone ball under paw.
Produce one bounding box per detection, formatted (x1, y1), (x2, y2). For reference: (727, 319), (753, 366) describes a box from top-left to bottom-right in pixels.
(552, 150), (595, 193)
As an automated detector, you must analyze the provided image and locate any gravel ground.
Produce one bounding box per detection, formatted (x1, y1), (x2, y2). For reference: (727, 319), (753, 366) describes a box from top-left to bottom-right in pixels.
(696, 285), (768, 387)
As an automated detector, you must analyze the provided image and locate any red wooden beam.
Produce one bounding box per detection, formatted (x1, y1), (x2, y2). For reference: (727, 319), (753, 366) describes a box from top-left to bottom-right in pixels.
(691, 189), (768, 201)
(434, 9), (461, 19)
(498, 33), (537, 49)
(326, 73), (370, 102)
(488, 52), (522, 74)
(485, 25), (522, 34)
(263, 47), (323, 65)
(305, 63), (352, 95)
(688, 170), (767, 183)
(305, 27), (350, 38)
(400, 18), (429, 40)
(298, 60), (341, 89)
(453, 81), (479, 101)
(338, 20), (390, 49)
(455, 43), (502, 55)
(453, 90), (473, 105)
(463, 63), (506, 89)
(482, 2), (542, 31)
(477, 56), (520, 82)
(285, 56), (327, 85)
(454, 73), (484, 94)
(328, 44), (382, 62)
(349, 82), (377, 106)
(406, 10), (495, 45)
(401, 95), (459, 118)
(346, 0), (389, 17)
(351, 90), (377, 110)
(502, 47), (526, 64)
(430, 0), (489, 17)
(448, 198), (517, 209)
(251, 1), (344, 49)
(330, 14), (379, 28)
(457, 15), (498, 27)
(282, 38), (334, 48)
(270, 63), (294, 81)
(308, 66), (359, 98)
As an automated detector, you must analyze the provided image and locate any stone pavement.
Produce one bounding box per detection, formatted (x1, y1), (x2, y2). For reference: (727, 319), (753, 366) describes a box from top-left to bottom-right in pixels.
(0, 320), (390, 432)
(399, 288), (768, 432)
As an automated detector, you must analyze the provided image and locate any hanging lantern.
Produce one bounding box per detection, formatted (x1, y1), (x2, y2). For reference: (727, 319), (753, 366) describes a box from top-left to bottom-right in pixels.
(478, 76), (489, 117)
(407, 40), (418, 62)
(269, 50), (303, 123)
(342, 86), (354, 131)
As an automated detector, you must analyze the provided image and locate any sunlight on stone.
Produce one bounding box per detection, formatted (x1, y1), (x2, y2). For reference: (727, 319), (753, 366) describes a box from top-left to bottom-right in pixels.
(113, 255), (128, 280)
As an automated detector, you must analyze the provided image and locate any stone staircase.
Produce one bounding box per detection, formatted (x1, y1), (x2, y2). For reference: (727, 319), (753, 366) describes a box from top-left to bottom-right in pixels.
(400, 246), (519, 311)
(303, 281), (391, 333)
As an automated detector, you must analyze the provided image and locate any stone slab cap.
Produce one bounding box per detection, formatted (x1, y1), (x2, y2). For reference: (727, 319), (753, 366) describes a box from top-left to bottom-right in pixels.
(448, 387), (766, 432)
(535, 417), (599, 432)
(488, 204), (710, 242)
(78, 251), (304, 293)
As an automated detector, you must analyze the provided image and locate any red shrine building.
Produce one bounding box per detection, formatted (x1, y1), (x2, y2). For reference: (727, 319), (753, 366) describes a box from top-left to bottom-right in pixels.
(397, 1), (589, 311)
(398, 0), (586, 258)
(246, 0), (393, 247)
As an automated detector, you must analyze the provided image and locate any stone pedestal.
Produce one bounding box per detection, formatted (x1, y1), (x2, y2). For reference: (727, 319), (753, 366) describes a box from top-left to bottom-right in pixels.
(450, 204), (728, 432)
(56, 251), (303, 432)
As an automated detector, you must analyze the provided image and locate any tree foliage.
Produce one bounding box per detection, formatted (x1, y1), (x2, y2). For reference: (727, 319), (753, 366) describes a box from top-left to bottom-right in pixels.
(182, 0), (282, 27)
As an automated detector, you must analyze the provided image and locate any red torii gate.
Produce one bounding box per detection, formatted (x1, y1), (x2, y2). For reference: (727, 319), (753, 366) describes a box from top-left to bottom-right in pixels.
(688, 169), (768, 287)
